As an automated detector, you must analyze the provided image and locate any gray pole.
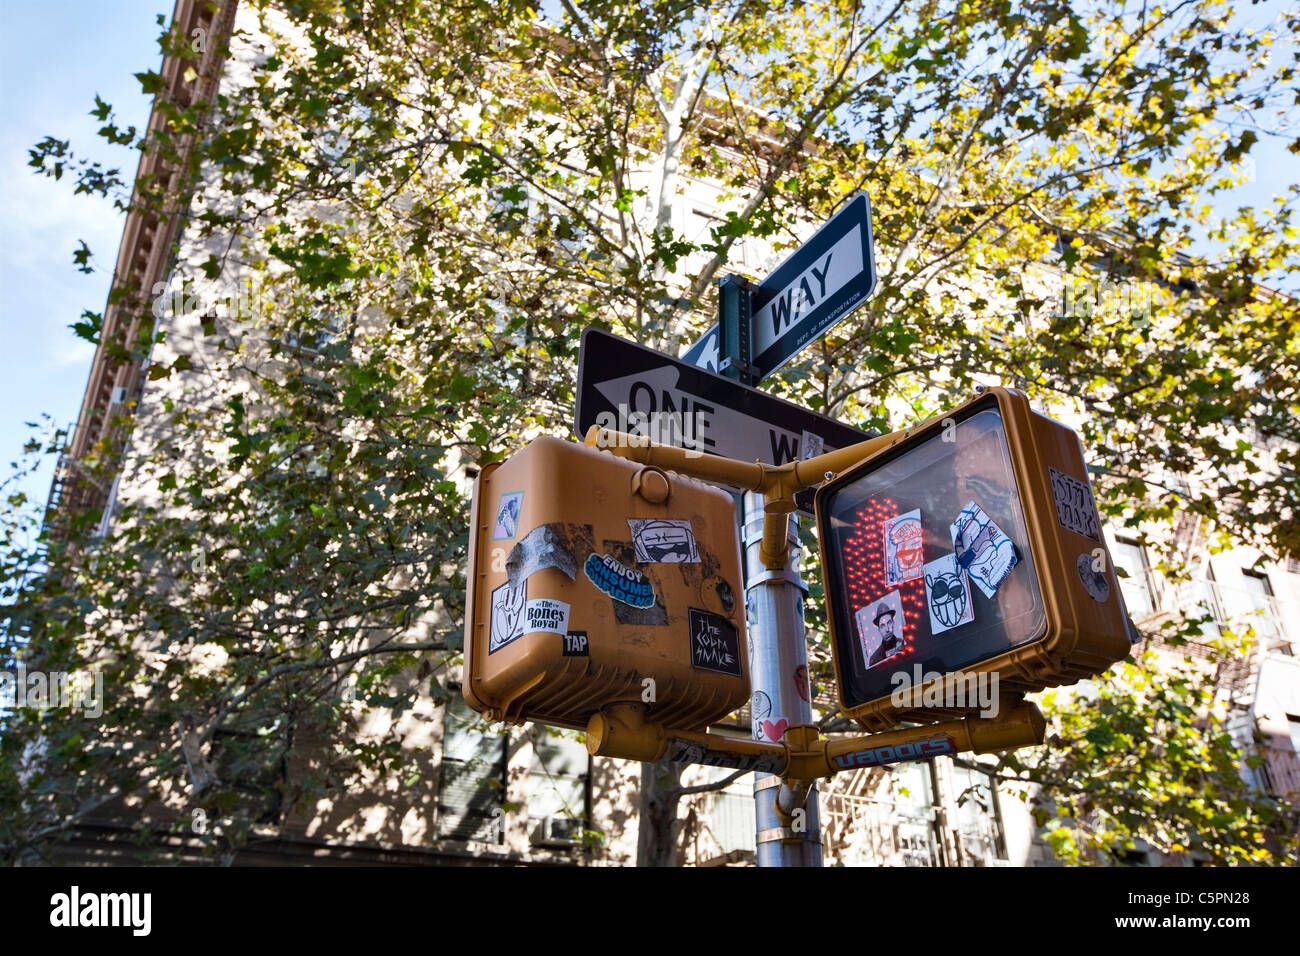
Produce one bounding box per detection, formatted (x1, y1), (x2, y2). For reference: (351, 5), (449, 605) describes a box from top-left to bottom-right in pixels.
(743, 495), (823, 866)
(714, 274), (821, 867)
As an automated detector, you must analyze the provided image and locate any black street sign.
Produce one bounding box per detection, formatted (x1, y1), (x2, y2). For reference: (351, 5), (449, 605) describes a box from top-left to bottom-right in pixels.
(576, 329), (872, 511)
(682, 192), (876, 381)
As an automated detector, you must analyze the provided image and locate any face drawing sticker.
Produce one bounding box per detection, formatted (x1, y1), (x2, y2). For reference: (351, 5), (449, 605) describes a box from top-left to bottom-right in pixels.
(628, 518), (700, 563)
(855, 590), (906, 669)
(884, 509), (924, 586)
(924, 553), (975, 634)
(492, 491), (524, 540)
(950, 500), (1018, 599)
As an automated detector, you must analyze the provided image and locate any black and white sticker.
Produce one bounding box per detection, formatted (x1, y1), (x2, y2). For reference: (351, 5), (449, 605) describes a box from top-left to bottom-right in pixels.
(1075, 553), (1111, 603)
(524, 598), (570, 636)
(628, 518), (699, 563)
(1050, 467), (1101, 541)
(562, 630), (589, 657)
(489, 580), (527, 653)
(688, 608), (741, 676)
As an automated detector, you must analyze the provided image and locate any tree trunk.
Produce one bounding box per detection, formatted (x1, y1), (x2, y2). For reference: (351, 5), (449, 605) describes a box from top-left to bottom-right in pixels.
(636, 754), (683, 867)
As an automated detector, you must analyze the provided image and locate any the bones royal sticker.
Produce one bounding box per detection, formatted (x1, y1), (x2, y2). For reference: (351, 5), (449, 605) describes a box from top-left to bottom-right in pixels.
(492, 491), (524, 540)
(1049, 467), (1102, 541)
(924, 553), (974, 635)
(831, 735), (956, 770)
(584, 552), (656, 607)
(488, 580), (527, 653)
(688, 608), (741, 676)
(628, 518), (700, 563)
(951, 500), (1018, 599)
(884, 509), (924, 586)
(523, 598), (570, 636)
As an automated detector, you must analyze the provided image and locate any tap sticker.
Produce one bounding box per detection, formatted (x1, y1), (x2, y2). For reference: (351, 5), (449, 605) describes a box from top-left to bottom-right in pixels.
(924, 553), (974, 634)
(523, 598), (570, 636)
(492, 491), (524, 540)
(584, 552), (656, 608)
(562, 630), (589, 656)
(1050, 467), (1101, 541)
(488, 579), (527, 653)
(951, 500), (1018, 599)
(628, 518), (699, 563)
(884, 509), (924, 586)
(689, 608), (741, 676)
(855, 590), (906, 669)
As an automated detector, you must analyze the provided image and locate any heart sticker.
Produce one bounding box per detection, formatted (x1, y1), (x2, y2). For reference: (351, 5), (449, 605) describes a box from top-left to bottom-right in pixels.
(762, 718), (788, 742)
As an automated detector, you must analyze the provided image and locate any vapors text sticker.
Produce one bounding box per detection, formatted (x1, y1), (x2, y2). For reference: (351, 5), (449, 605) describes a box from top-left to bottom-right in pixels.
(884, 509), (924, 586)
(584, 552), (656, 607)
(493, 491), (524, 540)
(688, 608), (741, 676)
(1049, 467), (1101, 541)
(924, 553), (974, 634)
(628, 518), (699, 563)
(489, 579), (527, 653)
(951, 500), (1018, 599)
(524, 598), (570, 636)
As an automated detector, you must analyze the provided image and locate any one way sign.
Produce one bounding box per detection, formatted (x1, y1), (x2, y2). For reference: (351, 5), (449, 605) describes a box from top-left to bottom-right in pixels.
(683, 193), (876, 381)
(576, 329), (872, 510)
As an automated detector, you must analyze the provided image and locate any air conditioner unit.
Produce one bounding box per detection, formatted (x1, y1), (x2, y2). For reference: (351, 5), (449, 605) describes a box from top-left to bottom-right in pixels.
(110, 386), (128, 406)
(530, 816), (582, 848)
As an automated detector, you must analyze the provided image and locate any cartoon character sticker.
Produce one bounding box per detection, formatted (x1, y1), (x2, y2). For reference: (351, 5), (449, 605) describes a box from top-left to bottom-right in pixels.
(492, 491), (524, 540)
(924, 554), (975, 634)
(794, 664), (810, 703)
(950, 500), (1018, 599)
(884, 509), (924, 586)
(488, 580), (527, 653)
(855, 590), (906, 668)
(628, 518), (699, 563)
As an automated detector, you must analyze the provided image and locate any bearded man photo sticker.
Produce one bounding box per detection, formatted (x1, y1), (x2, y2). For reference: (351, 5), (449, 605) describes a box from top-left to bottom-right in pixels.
(855, 590), (906, 669)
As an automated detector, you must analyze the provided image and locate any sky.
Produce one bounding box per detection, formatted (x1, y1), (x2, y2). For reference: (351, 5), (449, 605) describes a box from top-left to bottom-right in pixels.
(0, 1), (167, 523)
(0, 1), (1295, 533)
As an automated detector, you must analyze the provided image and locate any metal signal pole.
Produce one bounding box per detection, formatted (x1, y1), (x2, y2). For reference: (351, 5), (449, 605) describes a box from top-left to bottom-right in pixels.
(717, 275), (823, 867)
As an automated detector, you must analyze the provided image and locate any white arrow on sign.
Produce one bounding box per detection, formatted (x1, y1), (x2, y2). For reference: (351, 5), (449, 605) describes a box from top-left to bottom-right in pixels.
(593, 365), (815, 466)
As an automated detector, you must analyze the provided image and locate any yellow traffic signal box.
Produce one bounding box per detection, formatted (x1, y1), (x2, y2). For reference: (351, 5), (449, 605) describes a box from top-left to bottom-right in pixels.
(815, 387), (1131, 732)
(463, 436), (749, 732)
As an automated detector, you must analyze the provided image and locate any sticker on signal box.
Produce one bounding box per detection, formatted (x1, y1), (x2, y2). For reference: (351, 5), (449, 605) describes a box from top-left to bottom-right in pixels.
(950, 500), (1018, 599)
(883, 509), (924, 586)
(523, 598), (570, 636)
(628, 518), (699, 563)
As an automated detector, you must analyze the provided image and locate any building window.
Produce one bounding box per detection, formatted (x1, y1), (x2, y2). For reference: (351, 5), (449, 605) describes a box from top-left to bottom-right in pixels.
(1241, 570), (1287, 653)
(1193, 565), (1224, 640)
(525, 728), (589, 847)
(437, 694), (507, 843)
(1111, 538), (1155, 618)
